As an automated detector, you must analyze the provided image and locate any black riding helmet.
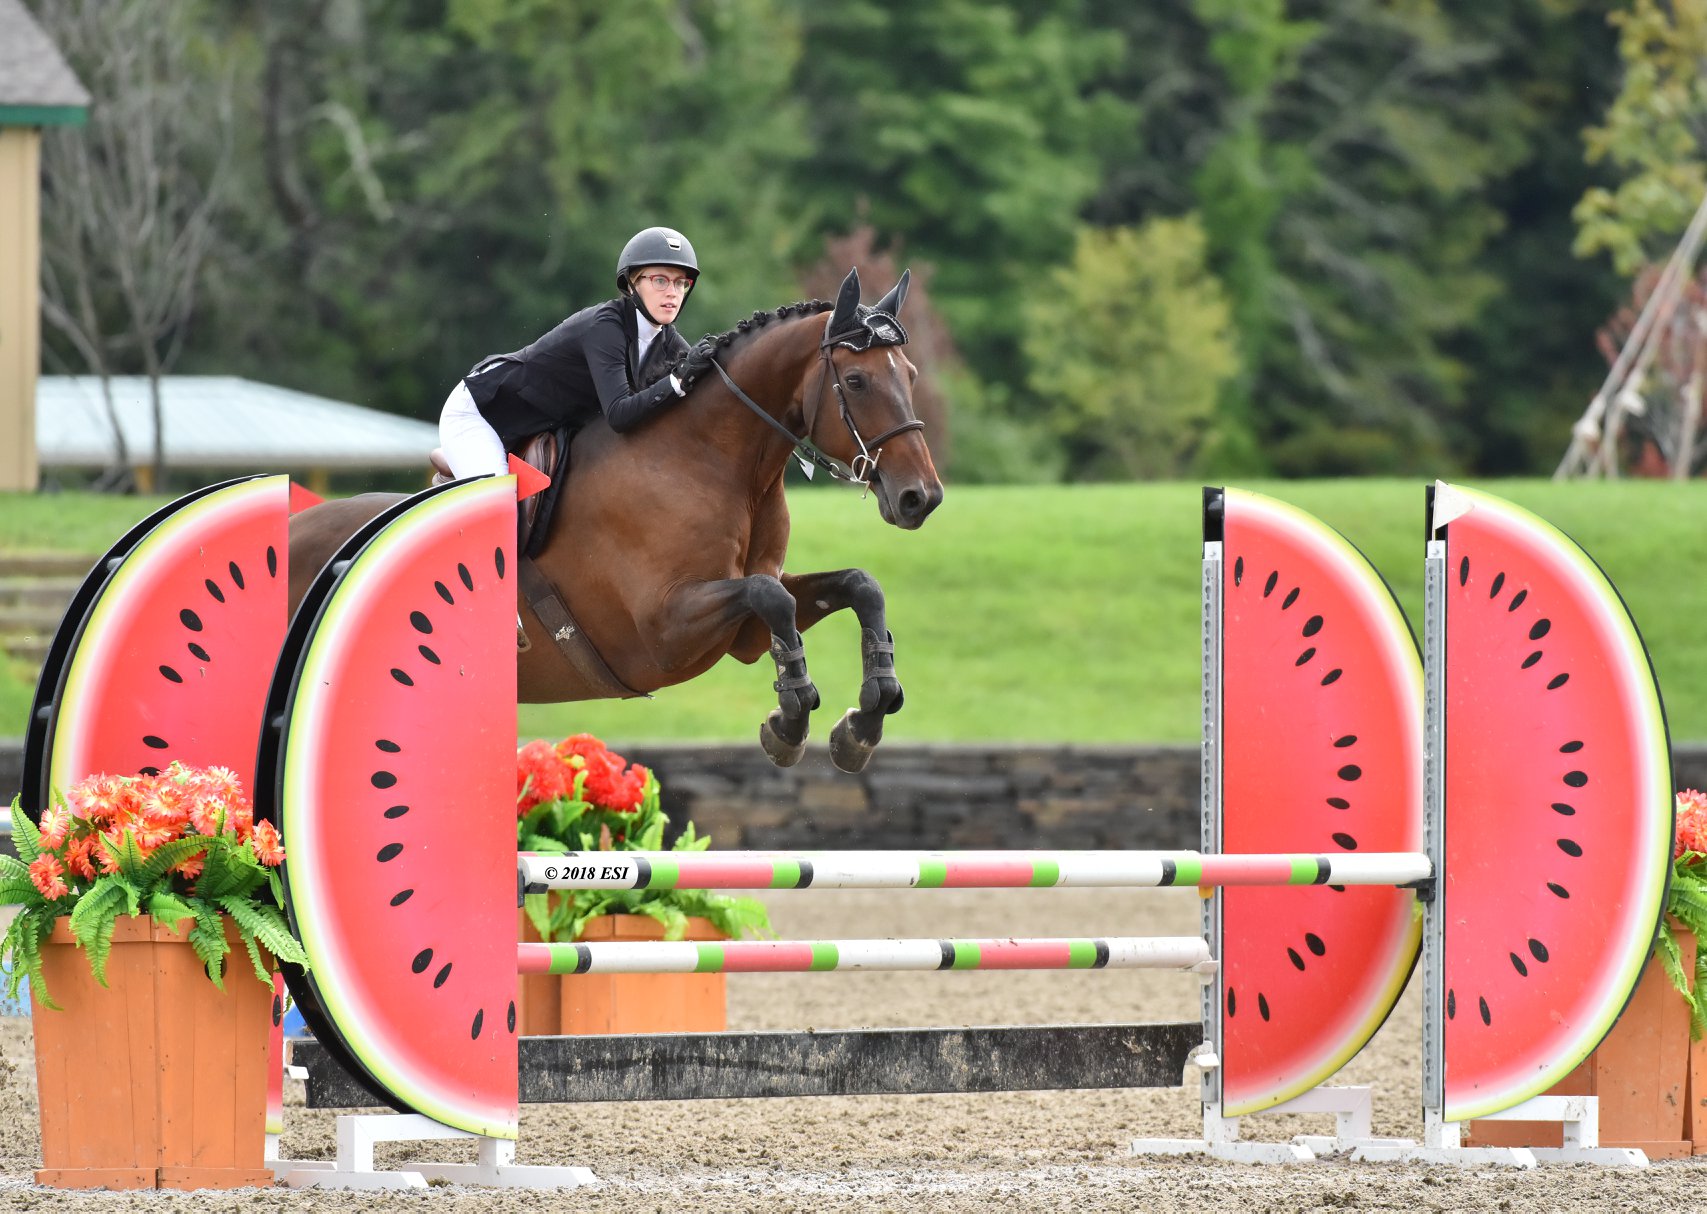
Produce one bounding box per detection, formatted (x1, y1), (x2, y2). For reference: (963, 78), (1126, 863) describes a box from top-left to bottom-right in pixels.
(616, 227), (699, 324)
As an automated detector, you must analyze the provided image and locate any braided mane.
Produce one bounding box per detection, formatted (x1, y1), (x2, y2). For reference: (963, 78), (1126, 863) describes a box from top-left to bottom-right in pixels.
(694, 299), (832, 357)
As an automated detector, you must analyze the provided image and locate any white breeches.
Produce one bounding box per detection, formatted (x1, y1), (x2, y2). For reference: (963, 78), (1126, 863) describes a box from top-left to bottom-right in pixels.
(438, 381), (509, 480)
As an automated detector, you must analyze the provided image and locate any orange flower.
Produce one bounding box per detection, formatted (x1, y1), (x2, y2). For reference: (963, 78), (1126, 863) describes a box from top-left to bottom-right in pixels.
(172, 852), (206, 881)
(64, 836), (98, 881)
(28, 854), (68, 900)
(36, 804), (72, 851)
(250, 819), (286, 867)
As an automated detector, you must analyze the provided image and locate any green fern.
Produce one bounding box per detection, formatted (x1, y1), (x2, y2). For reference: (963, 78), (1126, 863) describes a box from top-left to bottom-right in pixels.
(67, 881), (132, 986)
(8, 803), (41, 866)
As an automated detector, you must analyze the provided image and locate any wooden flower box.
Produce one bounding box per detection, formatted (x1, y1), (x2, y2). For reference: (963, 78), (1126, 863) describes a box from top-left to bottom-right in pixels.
(31, 916), (274, 1190)
(516, 912), (727, 1036)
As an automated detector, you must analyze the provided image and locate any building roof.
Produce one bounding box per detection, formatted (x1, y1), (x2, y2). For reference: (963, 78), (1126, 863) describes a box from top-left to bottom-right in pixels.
(0, 0), (90, 119)
(37, 375), (441, 470)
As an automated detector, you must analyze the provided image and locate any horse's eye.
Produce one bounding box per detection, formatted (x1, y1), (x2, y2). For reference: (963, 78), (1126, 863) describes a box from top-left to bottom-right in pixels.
(845, 372), (866, 391)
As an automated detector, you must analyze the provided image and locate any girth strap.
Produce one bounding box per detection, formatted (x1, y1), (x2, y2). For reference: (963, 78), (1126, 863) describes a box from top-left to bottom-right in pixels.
(518, 559), (646, 700)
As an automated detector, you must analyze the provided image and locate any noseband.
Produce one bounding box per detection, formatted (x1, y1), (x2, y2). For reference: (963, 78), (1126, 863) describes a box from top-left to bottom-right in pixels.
(708, 332), (924, 489)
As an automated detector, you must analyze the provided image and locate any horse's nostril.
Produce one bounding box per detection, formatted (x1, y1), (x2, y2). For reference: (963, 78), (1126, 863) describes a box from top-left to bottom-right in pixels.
(900, 489), (924, 515)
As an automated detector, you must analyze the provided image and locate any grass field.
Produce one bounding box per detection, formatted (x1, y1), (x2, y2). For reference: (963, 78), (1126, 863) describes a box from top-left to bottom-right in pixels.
(5, 479), (1707, 744)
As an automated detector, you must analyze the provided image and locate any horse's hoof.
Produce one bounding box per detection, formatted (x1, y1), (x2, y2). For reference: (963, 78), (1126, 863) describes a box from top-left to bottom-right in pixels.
(760, 712), (807, 768)
(829, 709), (877, 773)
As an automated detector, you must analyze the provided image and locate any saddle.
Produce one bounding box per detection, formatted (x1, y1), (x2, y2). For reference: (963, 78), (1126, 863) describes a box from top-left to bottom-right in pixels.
(429, 427), (569, 559)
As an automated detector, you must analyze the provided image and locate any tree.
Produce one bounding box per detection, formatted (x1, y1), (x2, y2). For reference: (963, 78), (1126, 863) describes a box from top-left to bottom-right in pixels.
(1573, 0), (1707, 276)
(1023, 219), (1239, 479)
(34, 0), (232, 490)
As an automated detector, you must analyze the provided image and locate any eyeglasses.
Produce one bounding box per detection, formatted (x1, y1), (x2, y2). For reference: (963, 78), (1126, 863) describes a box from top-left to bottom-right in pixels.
(636, 274), (693, 293)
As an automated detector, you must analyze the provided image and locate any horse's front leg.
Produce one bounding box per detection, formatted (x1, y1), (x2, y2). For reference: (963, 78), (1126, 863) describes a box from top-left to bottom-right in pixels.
(649, 574), (820, 768)
(782, 568), (900, 773)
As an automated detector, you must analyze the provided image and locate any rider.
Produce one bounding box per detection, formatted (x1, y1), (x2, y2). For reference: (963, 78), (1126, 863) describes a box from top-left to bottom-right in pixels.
(437, 226), (717, 480)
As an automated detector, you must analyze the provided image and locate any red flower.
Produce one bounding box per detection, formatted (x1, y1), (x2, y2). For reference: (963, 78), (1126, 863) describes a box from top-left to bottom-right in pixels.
(1678, 789), (1707, 858)
(517, 739), (573, 815)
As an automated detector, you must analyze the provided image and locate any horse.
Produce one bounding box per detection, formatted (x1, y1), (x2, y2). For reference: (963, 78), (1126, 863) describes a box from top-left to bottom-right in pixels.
(287, 268), (944, 773)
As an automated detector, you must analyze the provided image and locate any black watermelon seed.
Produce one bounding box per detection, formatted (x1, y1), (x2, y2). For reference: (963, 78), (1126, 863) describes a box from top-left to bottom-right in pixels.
(376, 739), (402, 753)
(495, 547), (507, 579)
(1479, 996), (1491, 1026)
(1547, 882), (1569, 898)
(458, 562), (474, 591)
(160, 665), (183, 683)
(1490, 572), (1505, 598)
(1328, 884), (1346, 892)
(1327, 797), (1350, 810)
(435, 580), (455, 604)
(1510, 952), (1528, 977)
(1560, 740), (1583, 753)
(1529, 939), (1549, 962)
(1334, 735), (1358, 748)
(391, 669), (414, 686)
(1548, 673), (1569, 690)
(1296, 647), (1317, 666)
(273, 992), (283, 1024)
(1447, 989), (1456, 1019)
(143, 735), (169, 749)
(1529, 619), (1551, 641)
(1305, 933), (1325, 956)
(372, 771), (397, 789)
(1564, 770), (1588, 788)
(434, 964), (452, 988)
(419, 645), (441, 665)
(390, 889), (414, 906)
(1552, 802), (1576, 816)
(1264, 571), (1278, 597)
(471, 1010), (484, 1040)
(384, 805), (410, 819)
(1338, 765), (1362, 781)
(508, 1002), (517, 1032)
(230, 561), (246, 590)
(1234, 557), (1244, 585)
(205, 578), (226, 603)
(139, 766), (162, 776)
(1321, 669), (1343, 686)
(1282, 587), (1300, 609)
(1227, 988), (1237, 1017)
(412, 949), (433, 974)
(378, 842), (404, 862)
(1521, 651), (1543, 669)
(1332, 832), (1358, 850)
(180, 609), (203, 631)
(188, 642), (211, 661)
(267, 547), (278, 577)
(1287, 947), (1305, 971)
(1558, 839), (1583, 857)
(1257, 993), (1270, 1021)
(1458, 556), (1469, 586)
(410, 611), (433, 634)
(1509, 589), (1527, 611)
(1303, 615), (1323, 637)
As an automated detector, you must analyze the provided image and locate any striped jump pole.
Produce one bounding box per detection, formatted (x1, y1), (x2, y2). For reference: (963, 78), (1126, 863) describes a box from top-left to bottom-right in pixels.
(518, 850), (1433, 893)
(516, 935), (1217, 976)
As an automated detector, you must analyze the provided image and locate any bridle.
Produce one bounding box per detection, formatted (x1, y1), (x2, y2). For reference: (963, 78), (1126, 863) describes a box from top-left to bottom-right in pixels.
(709, 318), (925, 491)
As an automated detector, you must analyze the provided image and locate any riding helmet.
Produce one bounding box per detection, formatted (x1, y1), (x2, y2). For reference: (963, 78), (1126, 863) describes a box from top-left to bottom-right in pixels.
(616, 227), (699, 299)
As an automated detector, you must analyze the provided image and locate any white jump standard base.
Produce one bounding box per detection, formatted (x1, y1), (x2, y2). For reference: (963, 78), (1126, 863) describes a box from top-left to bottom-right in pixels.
(1352, 1101), (1648, 1169)
(273, 1115), (599, 1190)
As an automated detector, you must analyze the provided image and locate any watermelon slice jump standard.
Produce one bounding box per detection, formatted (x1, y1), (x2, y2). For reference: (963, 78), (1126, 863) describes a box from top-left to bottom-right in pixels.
(22, 475), (291, 815)
(256, 476), (520, 1139)
(1431, 482), (1671, 1122)
(1211, 487), (1424, 1117)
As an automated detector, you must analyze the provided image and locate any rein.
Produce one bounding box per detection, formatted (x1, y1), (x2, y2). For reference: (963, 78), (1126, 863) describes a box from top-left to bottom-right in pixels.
(709, 337), (924, 490)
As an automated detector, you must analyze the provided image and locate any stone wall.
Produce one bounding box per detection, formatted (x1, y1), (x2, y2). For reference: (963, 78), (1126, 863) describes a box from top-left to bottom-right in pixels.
(8, 739), (1707, 859)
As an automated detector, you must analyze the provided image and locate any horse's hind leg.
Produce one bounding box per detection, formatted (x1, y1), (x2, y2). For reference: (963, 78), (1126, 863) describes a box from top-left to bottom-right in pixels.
(783, 569), (901, 773)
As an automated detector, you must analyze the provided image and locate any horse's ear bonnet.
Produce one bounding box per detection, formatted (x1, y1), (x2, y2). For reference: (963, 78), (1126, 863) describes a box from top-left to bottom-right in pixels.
(823, 268), (911, 352)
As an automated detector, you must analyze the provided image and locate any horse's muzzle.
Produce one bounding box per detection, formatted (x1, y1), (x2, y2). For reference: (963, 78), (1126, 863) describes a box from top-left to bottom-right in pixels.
(874, 470), (944, 530)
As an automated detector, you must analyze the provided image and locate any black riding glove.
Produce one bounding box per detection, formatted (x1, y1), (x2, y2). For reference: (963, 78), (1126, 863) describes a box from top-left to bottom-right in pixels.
(673, 338), (719, 395)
